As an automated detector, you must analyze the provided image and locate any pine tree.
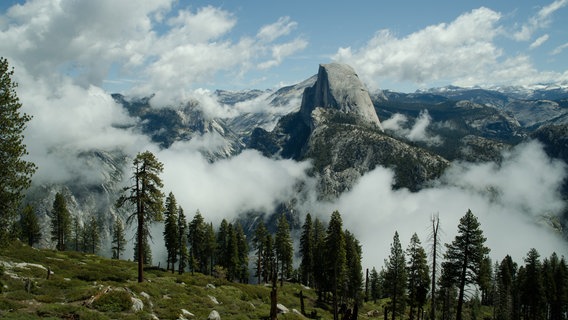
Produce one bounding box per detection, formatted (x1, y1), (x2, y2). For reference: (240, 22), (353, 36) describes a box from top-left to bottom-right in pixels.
(177, 206), (188, 274)
(163, 192), (179, 272)
(226, 223), (239, 281)
(116, 151), (164, 283)
(443, 209), (490, 320)
(188, 210), (206, 273)
(520, 248), (544, 320)
(216, 219), (230, 271)
(235, 222), (249, 283)
(275, 214), (293, 287)
(253, 220), (269, 284)
(264, 232), (275, 284)
(300, 213), (314, 287)
(370, 267), (381, 303)
(0, 57), (36, 244)
(345, 230), (363, 306)
(478, 256), (494, 305)
(439, 260), (458, 320)
(325, 210), (346, 320)
(49, 192), (71, 251)
(111, 217), (126, 259)
(406, 233), (430, 320)
(19, 205), (41, 247)
(204, 222), (216, 275)
(70, 216), (82, 251)
(84, 216), (100, 254)
(313, 217), (327, 299)
(385, 231), (407, 320)
(495, 255), (517, 320)
(551, 255), (568, 320)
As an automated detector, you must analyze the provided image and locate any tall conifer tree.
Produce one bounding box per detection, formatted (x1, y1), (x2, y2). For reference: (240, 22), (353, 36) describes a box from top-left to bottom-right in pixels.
(235, 222), (249, 283)
(0, 57), (36, 243)
(177, 207), (188, 274)
(385, 231), (407, 320)
(116, 151), (164, 282)
(189, 210), (206, 273)
(345, 230), (363, 305)
(19, 205), (41, 247)
(520, 248), (544, 320)
(406, 233), (430, 320)
(50, 192), (71, 251)
(163, 192), (179, 272)
(313, 217), (327, 299)
(443, 209), (490, 320)
(275, 214), (293, 287)
(253, 220), (269, 284)
(300, 213), (314, 287)
(111, 217), (126, 259)
(325, 210), (346, 320)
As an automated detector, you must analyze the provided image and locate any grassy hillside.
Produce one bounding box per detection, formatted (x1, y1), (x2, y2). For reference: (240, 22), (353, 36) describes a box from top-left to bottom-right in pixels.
(0, 242), (387, 319)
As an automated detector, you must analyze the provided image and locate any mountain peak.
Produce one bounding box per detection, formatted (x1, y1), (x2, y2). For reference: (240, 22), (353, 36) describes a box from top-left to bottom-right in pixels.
(300, 63), (382, 129)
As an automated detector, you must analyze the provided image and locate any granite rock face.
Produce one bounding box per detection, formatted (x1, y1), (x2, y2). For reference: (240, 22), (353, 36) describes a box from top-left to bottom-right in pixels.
(300, 63), (382, 129)
(249, 63), (448, 197)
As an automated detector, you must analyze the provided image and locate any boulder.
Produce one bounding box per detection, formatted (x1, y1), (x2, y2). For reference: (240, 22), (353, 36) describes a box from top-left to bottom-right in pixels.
(131, 297), (144, 312)
(277, 303), (289, 314)
(208, 295), (220, 304)
(208, 310), (221, 320)
(178, 308), (194, 319)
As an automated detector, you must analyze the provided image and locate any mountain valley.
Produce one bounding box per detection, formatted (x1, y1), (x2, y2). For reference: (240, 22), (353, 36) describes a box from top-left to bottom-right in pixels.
(23, 63), (568, 253)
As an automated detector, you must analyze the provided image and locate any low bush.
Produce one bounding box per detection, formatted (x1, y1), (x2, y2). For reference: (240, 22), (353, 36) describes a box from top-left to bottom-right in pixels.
(91, 289), (132, 312)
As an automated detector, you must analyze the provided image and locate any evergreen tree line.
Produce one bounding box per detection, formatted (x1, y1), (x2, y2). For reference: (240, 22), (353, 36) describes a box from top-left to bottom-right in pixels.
(15, 191), (105, 255)
(366, 209), (568, 320)
(294, 211), (364, 320)
(160, 191), (249, 283)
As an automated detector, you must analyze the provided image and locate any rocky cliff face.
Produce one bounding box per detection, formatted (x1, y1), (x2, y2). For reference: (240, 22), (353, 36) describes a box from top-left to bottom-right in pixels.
(249, 63), (448, 197)
(300, 63), (382, 130)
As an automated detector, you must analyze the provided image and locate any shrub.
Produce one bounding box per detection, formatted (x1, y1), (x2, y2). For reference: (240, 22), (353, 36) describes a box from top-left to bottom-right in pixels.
(91, 289), (133, 312)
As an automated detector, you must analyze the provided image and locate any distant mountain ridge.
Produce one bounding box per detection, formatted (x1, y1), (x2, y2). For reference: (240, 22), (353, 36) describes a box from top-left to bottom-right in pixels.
(24, 63), (568, 248)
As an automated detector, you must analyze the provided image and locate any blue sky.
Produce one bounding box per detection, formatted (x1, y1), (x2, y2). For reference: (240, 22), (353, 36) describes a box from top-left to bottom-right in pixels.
(1, 0), (567, 96)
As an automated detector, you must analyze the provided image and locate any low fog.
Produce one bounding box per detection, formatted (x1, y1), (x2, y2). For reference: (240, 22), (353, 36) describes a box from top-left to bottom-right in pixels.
(317, 140), (568, 270)
(143, 135), (568, 272)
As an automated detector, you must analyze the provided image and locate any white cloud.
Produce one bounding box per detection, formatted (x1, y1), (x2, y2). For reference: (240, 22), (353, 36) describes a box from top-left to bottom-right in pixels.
(0, 0), (172, 87)
(529, 34), (550, 49)
(0, 1), (308, 107)
(15, 64), (150, 184)
(551, 42), (568, 55)
(513, 0), (567, 41)
(257, 16), (298, 43)
(166, 6), (236, 43)
(382, 110), (442, 146)
(258, 38), (309, 70)
(159, 146), (313, 225)
(333, 7), (503, 88)
(333, 4), (568, 89)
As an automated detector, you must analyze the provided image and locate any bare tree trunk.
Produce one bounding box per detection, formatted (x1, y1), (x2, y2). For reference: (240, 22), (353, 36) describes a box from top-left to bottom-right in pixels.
(431, 214), (440, 320)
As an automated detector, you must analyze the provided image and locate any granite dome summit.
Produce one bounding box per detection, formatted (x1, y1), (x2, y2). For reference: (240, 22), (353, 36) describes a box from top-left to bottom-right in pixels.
(300, 63), (382, 129)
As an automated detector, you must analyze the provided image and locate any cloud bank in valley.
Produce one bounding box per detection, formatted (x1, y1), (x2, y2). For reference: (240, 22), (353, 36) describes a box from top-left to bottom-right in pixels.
(381, 110), (443, 146)
(306, 140), (568, 270)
